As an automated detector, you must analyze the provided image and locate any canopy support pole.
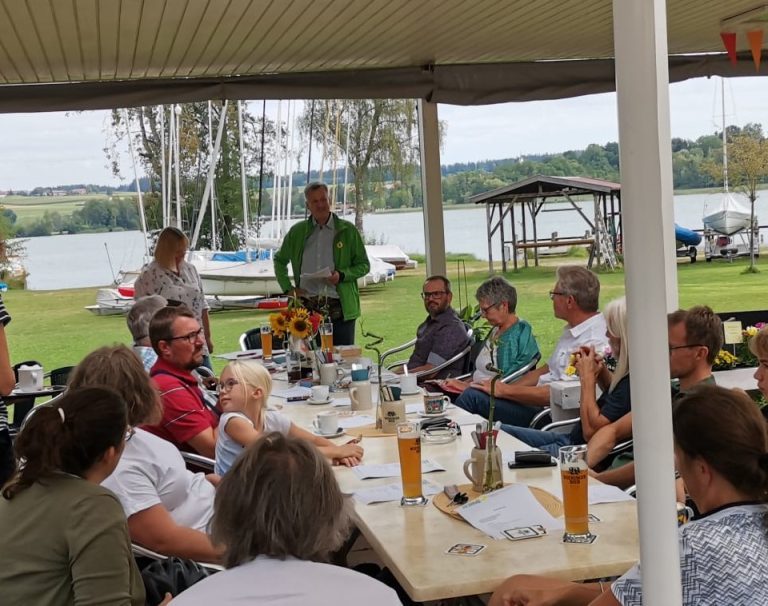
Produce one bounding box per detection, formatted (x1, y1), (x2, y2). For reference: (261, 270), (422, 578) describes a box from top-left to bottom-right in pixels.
(418, 100), (446, 277)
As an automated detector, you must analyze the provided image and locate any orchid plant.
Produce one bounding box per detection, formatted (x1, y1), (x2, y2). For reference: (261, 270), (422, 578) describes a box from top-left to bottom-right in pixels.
(483, 335), (504, 492)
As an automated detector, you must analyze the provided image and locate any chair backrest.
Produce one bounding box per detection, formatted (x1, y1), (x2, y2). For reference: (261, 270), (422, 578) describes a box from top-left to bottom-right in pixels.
(239, 328), (262, 351)
(48, 366), (75, 387)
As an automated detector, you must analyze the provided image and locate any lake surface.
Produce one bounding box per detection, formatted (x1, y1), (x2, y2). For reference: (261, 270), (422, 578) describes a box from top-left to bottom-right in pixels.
(17, 190), (768, 290)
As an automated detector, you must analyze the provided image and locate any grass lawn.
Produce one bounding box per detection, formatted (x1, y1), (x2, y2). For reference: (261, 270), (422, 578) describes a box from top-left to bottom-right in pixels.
(2, 256), (766, 377)
(2, 193), (137, 224)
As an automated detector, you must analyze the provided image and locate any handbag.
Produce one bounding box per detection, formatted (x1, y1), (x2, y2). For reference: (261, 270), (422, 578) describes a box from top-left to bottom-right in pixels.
(140, 557), (214, 605)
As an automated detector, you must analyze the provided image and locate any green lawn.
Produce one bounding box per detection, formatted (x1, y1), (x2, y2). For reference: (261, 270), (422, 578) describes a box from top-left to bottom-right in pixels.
(2, 257), (766, 376)
(2, 193), (137, 224)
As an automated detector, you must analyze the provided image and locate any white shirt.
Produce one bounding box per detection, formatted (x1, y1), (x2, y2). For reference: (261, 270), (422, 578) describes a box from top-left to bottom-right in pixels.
(170, 556), (401, 606)
(102, 428), (215, 532)
(214, 410), (292, 476)
(537, 312), (608, 385)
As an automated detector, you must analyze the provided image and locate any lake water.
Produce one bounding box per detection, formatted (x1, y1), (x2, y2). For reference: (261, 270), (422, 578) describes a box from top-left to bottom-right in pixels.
(17, 190), (768, 290)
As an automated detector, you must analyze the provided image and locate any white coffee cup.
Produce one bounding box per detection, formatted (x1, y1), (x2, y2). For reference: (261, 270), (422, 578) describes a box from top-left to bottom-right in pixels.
(17, 364), (43, 392)
(319, 363), (344, 386)
(349, 380), (373, 410)
(311, 385), (330, 402)
(400, 374), (418, 394)
(312, 411), (339, 435)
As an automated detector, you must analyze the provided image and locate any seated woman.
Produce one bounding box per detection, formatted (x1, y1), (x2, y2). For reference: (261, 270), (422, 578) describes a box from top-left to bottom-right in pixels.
(0, 386), (145, 605)
(752, 325), (768, 416)
(441, 277), (539, 410)
(171, 432), (401, 605)
(215, 359), (363, 475)
(68, 345), (221, 563)
(490, 384), (768, 606)
(499, 296), (630, 457)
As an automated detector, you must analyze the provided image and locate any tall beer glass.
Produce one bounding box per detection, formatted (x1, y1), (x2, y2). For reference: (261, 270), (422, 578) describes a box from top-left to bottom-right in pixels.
(396, 421), (428, 506)
(260, 325), (273, 359)
(320, 322), (334, 352)
(559, 444), (594, 543)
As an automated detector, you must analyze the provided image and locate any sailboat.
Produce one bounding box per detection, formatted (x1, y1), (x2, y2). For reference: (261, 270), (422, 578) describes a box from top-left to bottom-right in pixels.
(702, 79), (752, 236)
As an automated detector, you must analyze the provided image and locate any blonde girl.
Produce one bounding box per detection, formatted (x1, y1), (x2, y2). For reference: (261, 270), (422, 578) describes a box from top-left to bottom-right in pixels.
(215, 360), (364, 474)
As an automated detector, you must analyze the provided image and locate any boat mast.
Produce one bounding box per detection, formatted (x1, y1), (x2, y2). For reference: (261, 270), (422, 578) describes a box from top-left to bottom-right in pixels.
(174, 104), (182, 228)
(165, 106), (175, 227)
(256, 99), (266, 239)
(208, 101), (218, 250)
(721, 77), (729, 193)
(342, 105), (351, 216)
(238, 101), (250, 256)
(160, 106), (167, 228)
(122, 109), (150, 258)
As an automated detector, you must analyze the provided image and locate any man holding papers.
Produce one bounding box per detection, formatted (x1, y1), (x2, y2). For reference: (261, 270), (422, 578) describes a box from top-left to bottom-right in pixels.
(274, 182), (370, 345)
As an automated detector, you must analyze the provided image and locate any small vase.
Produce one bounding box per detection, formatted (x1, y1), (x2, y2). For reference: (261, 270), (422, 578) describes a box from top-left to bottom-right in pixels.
(286, 335), (313, 382)
(482, 439), (503, 493)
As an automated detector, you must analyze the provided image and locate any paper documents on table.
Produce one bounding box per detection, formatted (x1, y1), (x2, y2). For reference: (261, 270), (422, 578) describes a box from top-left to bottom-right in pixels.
(352, 479), (442, 505)
(353, 459), (446, 479)
(338, 414), (377, 429)
(457, 484), (564, 539)
(272, 386), (312, 400)
(549, 482), (635, 505)
(300, 266), (333, 280)
(332, 397), (352, 407)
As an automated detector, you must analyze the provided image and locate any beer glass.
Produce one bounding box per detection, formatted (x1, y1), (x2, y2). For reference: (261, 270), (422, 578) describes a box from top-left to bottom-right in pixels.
(260, 325), (273, 359)
(396, 421), (428, 506)
(559, 444), (594, 543)
(320, 322), (334, 352)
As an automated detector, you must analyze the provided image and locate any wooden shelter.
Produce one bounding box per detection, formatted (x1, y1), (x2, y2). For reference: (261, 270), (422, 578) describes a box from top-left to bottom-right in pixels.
(470, 175), (621, 271)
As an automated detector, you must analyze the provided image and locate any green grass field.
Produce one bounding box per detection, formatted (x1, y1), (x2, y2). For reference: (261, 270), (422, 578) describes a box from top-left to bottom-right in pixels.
(2, 193), (137, 224)
(2, 257), (765, 376)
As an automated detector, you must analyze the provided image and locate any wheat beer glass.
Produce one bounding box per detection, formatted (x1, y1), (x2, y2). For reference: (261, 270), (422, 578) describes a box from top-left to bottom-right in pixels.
(396, 421), (428, 506)
(559, 444), (594, 543)
(260, 325), (273, 359)
(320, 322), (334, 352)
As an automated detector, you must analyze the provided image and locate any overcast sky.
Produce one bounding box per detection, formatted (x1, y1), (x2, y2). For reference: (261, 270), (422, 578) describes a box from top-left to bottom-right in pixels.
(1, 76), (767, 191)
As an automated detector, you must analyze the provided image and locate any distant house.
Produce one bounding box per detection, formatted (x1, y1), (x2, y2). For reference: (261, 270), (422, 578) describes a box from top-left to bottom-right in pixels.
(69, 188), (87, 195)
(0, 191), (7, 198)
(50, 189), (67, 196)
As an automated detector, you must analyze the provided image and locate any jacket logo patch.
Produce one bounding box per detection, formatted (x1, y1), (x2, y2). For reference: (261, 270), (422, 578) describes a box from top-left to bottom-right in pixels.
(336, 241), (344, 248)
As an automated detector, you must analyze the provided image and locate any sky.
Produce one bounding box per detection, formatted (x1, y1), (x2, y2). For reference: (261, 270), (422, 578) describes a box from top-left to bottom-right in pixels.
(1, 76), (767, 191)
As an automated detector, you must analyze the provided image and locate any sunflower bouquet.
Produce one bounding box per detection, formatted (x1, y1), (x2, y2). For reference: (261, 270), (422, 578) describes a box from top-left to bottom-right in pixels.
(268, 305), (323, 341)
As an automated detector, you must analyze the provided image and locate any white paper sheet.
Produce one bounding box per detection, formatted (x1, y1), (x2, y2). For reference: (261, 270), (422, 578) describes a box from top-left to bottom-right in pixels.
(338, 414), (376, 429)
(352, 459), (446, 479)
(272, 386), (312, 400)
(456, 484), (564, 539)
(352, 479), (443, 505)
(300, 266), (332, 279)
(332, 397), (352, 407)
(548, 482), (636, 505)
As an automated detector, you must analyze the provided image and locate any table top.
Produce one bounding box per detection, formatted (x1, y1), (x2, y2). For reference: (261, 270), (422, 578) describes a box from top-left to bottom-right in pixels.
(271, 379), (640, 602)
(5, 384), (66, 401)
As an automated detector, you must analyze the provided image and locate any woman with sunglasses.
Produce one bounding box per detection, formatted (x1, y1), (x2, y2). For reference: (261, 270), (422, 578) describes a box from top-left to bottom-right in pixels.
(0, 386), (146, 605)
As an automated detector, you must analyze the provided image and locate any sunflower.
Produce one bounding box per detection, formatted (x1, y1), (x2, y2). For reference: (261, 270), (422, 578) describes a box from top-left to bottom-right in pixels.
(288, 314), (312, 339)
(269, 312), (288, 337)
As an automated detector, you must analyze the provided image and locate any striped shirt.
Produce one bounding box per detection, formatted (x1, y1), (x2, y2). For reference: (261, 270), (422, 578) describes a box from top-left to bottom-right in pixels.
(0, 296), (12, 433)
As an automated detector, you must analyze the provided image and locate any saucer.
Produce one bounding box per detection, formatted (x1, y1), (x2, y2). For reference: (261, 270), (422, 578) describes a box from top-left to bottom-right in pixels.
(418, 410), (447, 418)
(312, 427), (344, 438)
(400, 388), (422, 396)
(307, 397), (333, 405)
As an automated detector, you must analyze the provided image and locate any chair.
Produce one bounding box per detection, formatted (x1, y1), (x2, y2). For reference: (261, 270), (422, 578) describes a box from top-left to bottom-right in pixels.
(239, 328), (262, 351)
(181, 451), (215, 474)
(529, 407), (552, 429)
(45, 366), (75, 387)
(455, 351), (542, 386)
(381, 324), (474, 380)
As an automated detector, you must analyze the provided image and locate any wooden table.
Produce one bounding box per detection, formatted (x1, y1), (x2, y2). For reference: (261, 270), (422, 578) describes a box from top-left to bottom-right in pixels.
(271, 379), (640, 603)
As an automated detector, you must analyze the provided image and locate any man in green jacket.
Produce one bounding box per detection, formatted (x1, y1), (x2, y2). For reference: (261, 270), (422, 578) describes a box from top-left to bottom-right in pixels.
(274, 182), (370, 345)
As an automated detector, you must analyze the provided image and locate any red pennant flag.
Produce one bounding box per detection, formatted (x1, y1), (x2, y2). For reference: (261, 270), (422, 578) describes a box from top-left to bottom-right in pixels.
(721, 31), (738, 65)
(747, 30), (763, 71)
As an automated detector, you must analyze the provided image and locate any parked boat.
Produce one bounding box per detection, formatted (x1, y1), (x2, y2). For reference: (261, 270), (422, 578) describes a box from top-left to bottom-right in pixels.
(703, 194), (752, 236)
(674, 224), (702, 246)
(85, 288), (133, 315)
(365, 245), (417, 269)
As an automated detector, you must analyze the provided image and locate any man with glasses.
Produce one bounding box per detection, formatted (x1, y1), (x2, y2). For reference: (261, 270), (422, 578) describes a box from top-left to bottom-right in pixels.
(399, 275), (471, 379)
(144, 305), (220, 458)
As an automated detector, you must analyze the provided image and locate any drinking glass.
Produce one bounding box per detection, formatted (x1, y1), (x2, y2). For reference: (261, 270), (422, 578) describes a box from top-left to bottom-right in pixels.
(396, 421), (428, 506)
(320, 322), (334, 352)
(559, 444), (594, 543)
(260, 325), (273, 359)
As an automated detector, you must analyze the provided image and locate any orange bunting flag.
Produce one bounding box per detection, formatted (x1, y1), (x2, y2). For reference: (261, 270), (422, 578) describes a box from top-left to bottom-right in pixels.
(747, 30), (763, 71)
(720, 31), (738, 65)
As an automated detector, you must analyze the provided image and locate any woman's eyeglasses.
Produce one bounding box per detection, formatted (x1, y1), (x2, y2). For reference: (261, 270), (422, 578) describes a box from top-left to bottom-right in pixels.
(479, 302), (499, 315)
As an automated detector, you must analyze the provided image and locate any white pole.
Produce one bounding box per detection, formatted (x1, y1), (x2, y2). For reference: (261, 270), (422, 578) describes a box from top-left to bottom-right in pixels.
(238, 101), (250, 254)
(166, 107), (174, 227)
(160, 106), (167, 228)
(343, 106), (351, 216)
(417, 100), (446, 277)
(282, 100), (292, 228)
(208, 101), (218, 250)
(275, 100), (283, 236)
(190, 101), (228, 250)
(721, 78), (730, 193)
(287, 100), (296, 227)
(613, 1), (682, 605)
(174, 104), (182, 228)
(123, 109), (150, 257)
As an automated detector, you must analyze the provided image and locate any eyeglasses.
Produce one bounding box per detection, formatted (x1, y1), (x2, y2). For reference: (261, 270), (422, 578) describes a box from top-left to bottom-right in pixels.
(125, 427), (136, 442)
(218, 378), (240, 393)
(166, 327), (205, 344)
(479, 302), (499, 315)
(668, 344), (705, 354)
(421, 290), (447, 300)
(549, 290), (567, 300)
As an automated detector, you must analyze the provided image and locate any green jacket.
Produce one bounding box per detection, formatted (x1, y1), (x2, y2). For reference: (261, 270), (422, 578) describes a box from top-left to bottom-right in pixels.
(273, 214), (370, 320)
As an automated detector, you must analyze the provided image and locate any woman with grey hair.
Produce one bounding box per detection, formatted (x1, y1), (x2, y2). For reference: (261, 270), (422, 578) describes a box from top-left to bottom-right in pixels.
(441, 276), (539, 395)
(126, 294), (167, 371)
(170, 433), (400, 605)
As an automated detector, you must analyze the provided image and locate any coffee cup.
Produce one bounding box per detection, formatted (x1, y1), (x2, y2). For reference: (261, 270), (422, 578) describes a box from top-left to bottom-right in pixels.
(463, 447), (504, 492)
(676, 502), (695, 526)
(423, 392), (449, 414)
(379, 399), (406, 434)
(399, 374), (418, 394)
(17, 364), (43, 392)
(311, 385), (330, 402)
(349, 380), (373, 411)
(319, 363), (344, 386)
(350, 367), (370, 382)
(312, 411), (339, 435)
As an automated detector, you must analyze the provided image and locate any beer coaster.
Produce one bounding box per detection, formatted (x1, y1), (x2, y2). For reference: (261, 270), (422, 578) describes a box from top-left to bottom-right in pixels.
(433, 483), (563, 520)
(347, 424), (397, 438)
(563, 533), (598, 545)
(445, 543), (486, 556)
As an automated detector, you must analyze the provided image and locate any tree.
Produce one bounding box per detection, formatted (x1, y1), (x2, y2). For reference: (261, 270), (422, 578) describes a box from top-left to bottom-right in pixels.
(298, 100), (420, 230)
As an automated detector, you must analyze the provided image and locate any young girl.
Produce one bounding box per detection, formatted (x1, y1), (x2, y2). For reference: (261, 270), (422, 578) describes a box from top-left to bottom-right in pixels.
(215, 359), (364, 475)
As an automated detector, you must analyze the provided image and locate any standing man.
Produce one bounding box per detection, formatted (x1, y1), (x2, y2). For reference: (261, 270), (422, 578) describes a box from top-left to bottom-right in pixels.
(401, 275), (471, 379)
(274, 182), (370, 345)
(456, 265), (609, 427)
